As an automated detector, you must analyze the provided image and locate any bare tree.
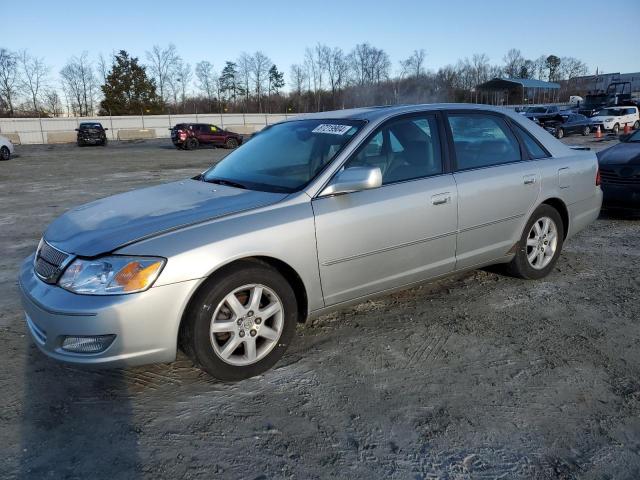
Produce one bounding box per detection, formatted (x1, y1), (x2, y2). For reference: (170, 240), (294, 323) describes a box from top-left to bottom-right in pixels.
(323, 46), (348, 103)
(195, 61), (217, 110)
(251, 51), (271, 112)
(348, 43), (390, 86)
(168, 59), (192, 107)
(559, 57), (588, 80)
(502, 48), (524, 78)
(400, 49), (426, 78)
(305, 46), (324, 111)
(60, 52), (96, 116)
(19, 50), (49, 113)
(237, 52), (253, 111)
(0, 48), (20, 116)
(146, 44), (179, 105)
(471, 53), (491, 86)
(42, 88), (63, 116)
(289, 63), (307, 111)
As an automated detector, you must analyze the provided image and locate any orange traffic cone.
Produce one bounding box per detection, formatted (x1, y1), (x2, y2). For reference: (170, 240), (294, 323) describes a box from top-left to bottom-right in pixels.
(624, 123), (631, 134)
(595, 125), (602, 139)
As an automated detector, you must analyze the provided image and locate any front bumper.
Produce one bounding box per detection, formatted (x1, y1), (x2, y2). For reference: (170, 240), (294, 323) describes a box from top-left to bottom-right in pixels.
(19, 255), (199, 367)
(601, 183), (640, 210)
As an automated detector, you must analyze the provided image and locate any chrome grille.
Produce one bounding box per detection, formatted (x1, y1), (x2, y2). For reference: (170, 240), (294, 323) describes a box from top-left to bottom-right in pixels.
(34, 240), (71, 283)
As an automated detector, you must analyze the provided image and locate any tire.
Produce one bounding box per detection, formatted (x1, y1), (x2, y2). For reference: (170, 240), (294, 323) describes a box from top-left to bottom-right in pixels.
(185, 137), (199, 150)
(582, 125), (590, 136)
(0, 146), (10, 161)
(101, 139), (108, 146)
(181, 260), (298, 381)
(613, 123), (620, 135)
(556, 128), (564, 139)
(505, 204), (564, 280)
(634, 120), (640, 130)
(225, 137), (239, 149)
(77, 140), (84, 147)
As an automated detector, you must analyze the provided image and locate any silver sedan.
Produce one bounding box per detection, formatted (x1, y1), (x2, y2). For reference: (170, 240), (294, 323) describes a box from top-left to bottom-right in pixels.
(20, 104), (602, 380)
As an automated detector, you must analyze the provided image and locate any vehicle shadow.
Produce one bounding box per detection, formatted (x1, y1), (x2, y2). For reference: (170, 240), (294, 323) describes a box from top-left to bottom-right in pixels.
(19, 339), (141, 479)
(599, 208), (640, 221)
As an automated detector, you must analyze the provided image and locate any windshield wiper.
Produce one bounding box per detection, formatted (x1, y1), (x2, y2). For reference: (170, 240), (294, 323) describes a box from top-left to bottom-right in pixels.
(203, 177), (249, 190)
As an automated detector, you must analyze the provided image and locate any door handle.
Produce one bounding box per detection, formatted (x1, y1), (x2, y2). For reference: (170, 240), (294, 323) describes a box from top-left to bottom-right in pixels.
(431, 193), (451, 205)
(523, 174), (537, 185)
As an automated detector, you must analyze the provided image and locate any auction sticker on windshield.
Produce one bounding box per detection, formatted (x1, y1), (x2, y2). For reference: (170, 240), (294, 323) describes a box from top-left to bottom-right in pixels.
(312, 124), (353, 135)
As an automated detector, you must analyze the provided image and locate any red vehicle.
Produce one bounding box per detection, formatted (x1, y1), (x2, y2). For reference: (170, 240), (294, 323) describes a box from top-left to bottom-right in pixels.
(170, 123), (242, 150)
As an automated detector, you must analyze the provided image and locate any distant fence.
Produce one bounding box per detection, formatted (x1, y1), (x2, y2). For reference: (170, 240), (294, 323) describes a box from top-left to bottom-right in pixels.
(0, 113), (297, 145)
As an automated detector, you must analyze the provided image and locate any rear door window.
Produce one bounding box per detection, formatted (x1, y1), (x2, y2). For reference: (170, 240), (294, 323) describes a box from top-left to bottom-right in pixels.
(447, 114), (522, 170)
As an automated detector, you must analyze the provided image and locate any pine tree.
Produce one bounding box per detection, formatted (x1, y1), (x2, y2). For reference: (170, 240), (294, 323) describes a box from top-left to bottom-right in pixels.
(100, 50), (161, 115)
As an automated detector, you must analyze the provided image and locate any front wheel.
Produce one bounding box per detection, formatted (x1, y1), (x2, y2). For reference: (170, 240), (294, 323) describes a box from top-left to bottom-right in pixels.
(582, 125), (590, 136)
(556, 127), (564, 139)
(505, 205), (564, 280)
(0, 146), (10, 161)
(181, 260), (298, 381)
(613, 123), (620, 135)
(225, 137), (239, 149)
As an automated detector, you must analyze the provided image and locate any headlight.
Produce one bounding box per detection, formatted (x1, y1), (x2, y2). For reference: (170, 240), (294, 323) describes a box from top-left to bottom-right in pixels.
(605, 118), (614, 123)
(58, 256), (165, 295)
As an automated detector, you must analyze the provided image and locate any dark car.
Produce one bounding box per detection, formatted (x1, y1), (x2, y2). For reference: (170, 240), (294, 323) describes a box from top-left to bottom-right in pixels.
(543, 113), (593, 139)
(520, 105), (561, 123)
(596, 129), (640, 211)
(170, 123), (242, 150)
(76, 122), (108, 146)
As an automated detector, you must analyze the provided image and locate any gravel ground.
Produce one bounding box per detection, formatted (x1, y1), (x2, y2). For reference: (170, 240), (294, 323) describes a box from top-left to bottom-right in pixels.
(1, 136), (639, 479)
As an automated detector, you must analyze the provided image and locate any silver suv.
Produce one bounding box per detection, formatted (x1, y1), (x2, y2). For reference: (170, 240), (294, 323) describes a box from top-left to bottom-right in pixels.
(20, 104), (602, 380)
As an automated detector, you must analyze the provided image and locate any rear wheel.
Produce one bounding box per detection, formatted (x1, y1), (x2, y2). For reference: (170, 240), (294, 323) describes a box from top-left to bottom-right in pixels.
(225, 137), (239, 149)
(185, 137), (199, 150)
(556, 127), (564, 139)
(181, 260), (298, 381)
(0, 146), (10, 161)
(582, 125), (590, 136)
(505, 205), (564, 280)
(634, 120), (640, 130)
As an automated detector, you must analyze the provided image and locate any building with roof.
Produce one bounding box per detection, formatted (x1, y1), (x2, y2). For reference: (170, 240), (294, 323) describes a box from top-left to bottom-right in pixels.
(562, 72), (640, 95)
(475, 78), (561, 106)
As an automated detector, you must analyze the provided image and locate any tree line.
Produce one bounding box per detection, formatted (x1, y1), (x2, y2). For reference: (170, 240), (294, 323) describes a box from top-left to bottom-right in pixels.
(0, 44), (589, 118)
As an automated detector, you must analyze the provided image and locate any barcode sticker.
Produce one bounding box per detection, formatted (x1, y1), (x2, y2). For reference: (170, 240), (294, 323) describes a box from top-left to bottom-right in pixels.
(312, 124), (352, 135)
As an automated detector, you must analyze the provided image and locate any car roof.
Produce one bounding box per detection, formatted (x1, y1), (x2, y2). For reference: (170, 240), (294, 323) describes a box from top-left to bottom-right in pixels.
(293, 103), (527, 122)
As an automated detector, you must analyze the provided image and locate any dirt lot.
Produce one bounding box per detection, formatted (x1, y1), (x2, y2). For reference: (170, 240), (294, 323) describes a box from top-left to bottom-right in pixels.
(1, 135), (639, 479)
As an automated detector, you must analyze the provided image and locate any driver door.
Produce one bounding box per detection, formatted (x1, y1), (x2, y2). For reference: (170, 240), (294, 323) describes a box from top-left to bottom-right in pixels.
(312, 114), (458, 306)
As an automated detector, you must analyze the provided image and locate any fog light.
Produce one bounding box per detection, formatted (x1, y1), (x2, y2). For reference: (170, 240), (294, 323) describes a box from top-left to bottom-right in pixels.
(61, 335), (115, 353)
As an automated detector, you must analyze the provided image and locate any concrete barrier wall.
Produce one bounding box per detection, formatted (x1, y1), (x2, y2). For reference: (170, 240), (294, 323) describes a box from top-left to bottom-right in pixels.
(0, 113), (294, 144)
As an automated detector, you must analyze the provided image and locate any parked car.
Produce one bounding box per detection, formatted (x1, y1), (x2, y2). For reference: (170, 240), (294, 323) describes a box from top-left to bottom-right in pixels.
(0, 134), (15, 160)
(76, 122), (108, 146)
(20, 104), (602, 381)
(170, 123), (242, 150)
(596, 129), (640, 211)
(520, 105), (561, 123)
(590, 106), (640, 134)
(542, 113), (593, 138)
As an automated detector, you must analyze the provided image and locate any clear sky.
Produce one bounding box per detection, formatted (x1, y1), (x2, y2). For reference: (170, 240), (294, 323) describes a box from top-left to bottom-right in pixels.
(3, 0), (639, 82)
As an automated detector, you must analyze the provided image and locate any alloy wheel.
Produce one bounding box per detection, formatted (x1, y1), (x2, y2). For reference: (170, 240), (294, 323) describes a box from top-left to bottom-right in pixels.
(526, 216), (558, 270)
(209, 284), (284, 366)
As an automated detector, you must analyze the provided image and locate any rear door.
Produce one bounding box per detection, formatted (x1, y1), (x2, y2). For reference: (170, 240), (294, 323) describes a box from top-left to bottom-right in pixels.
(445, 112), (541, 269)
(312, 113), (458, 306)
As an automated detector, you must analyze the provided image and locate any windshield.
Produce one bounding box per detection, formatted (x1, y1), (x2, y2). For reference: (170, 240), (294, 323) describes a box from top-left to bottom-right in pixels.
(202, 119), (365, 193)
(79, 123), (102, 129)
(526, 107), (546, 113)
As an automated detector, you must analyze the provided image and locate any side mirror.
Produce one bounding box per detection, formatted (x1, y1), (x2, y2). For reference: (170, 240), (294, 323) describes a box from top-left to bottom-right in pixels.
(74, 128), (79, 131)
(320, 166), (382, 197)
(104, 128), (109, 131)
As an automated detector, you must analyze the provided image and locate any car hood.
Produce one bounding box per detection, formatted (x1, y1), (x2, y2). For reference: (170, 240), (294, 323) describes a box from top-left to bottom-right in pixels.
(44, 179), (288, 256)
(597, 143), (640, 165)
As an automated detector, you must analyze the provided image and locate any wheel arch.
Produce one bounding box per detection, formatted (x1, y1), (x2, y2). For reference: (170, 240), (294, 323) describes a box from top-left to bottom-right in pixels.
(177, 255), (310, 351)
(539, 197), (569, 239)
